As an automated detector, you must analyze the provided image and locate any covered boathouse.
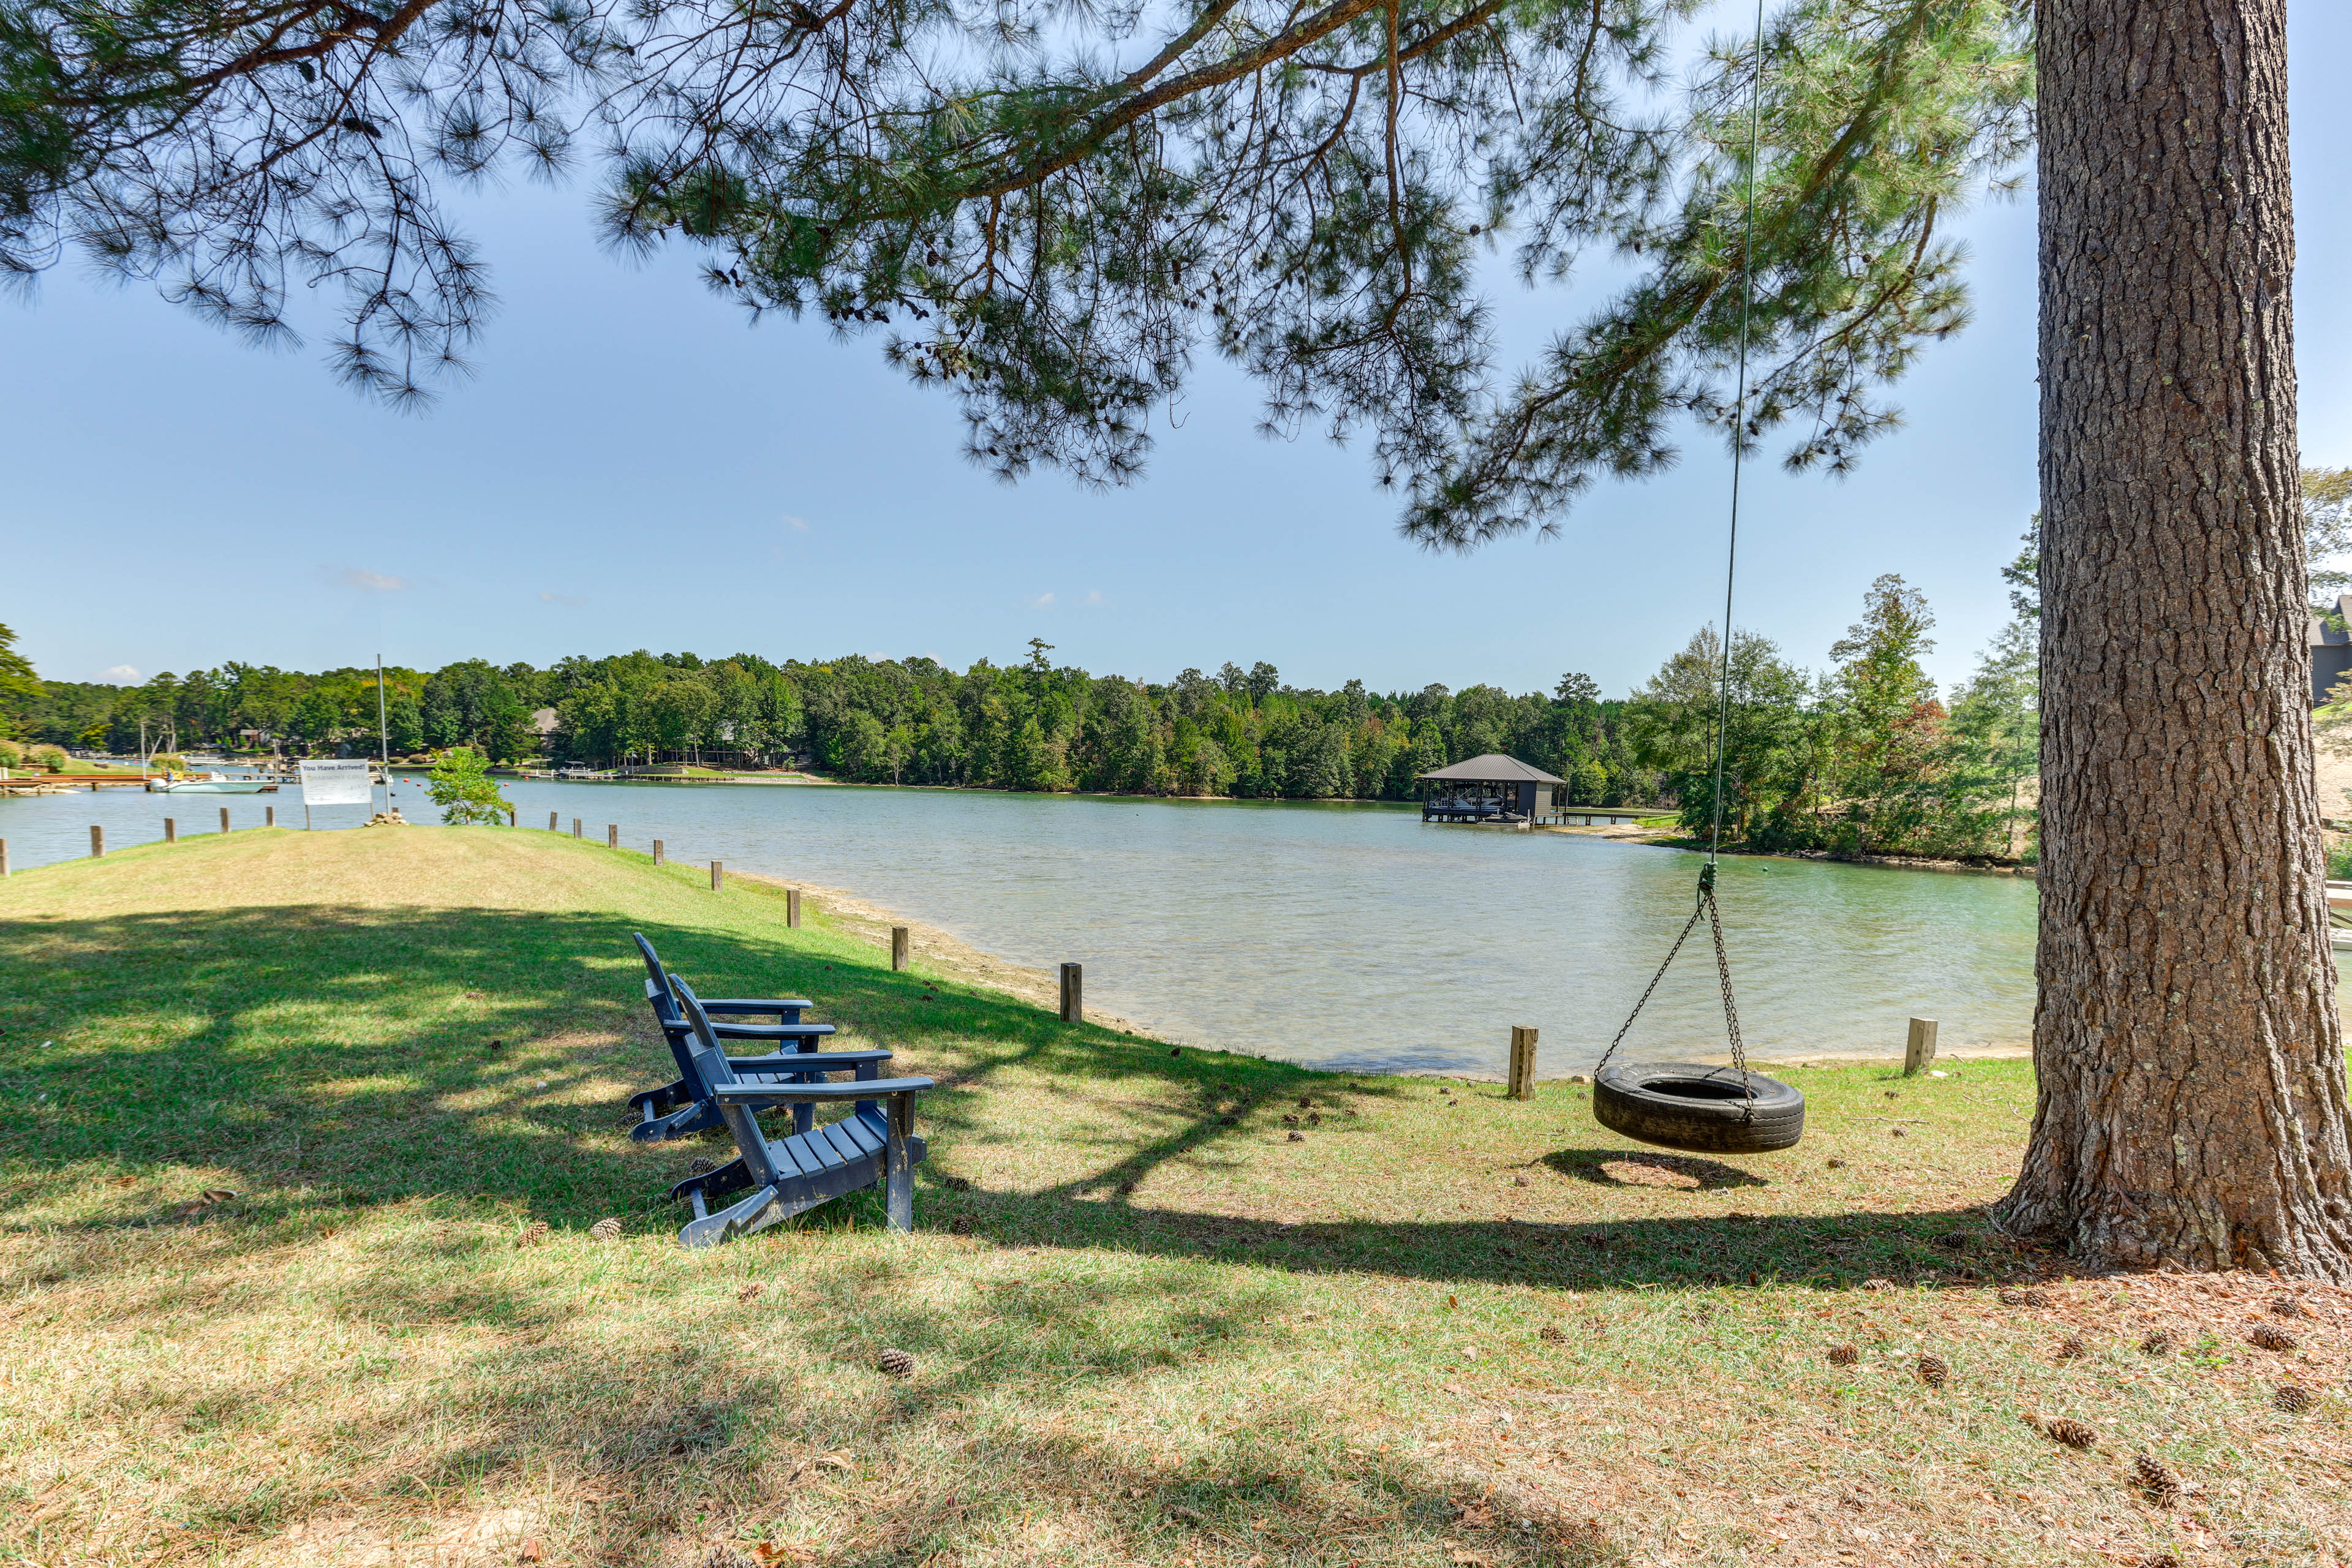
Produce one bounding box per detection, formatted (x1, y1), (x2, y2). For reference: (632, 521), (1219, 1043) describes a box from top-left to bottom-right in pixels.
(1417, 754), (1567, 824)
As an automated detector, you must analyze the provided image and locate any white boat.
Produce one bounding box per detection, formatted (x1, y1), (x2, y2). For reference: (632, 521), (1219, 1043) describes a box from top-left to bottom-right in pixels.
(153, 772), (279, 794)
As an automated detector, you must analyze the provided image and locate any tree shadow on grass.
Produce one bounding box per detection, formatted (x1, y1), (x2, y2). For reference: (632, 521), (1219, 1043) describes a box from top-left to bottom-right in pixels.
(2, 900), (2017, 1306)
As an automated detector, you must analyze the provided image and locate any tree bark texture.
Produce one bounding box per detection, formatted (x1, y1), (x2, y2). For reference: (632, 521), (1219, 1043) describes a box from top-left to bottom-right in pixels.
(1999, 0), (2352, 1278)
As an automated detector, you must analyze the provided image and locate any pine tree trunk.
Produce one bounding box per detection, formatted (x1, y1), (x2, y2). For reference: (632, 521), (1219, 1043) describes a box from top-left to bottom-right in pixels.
(1997, 0), (2352, 1277)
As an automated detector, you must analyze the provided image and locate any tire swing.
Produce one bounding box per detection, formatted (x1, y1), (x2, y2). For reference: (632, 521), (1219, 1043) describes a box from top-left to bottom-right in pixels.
(1587, 0), (1800, 1158)
(1589, 862), (1804, 1155)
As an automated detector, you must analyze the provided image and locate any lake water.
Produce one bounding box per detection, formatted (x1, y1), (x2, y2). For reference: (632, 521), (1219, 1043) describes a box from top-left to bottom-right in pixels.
(0, 775), (2041, 1076)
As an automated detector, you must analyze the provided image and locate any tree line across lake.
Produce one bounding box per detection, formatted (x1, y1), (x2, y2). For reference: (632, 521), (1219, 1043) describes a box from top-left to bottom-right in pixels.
(1, 545), (2045, 860)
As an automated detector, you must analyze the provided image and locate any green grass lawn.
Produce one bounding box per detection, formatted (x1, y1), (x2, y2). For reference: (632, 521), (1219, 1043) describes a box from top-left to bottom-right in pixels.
(0, 827), (2343, 1568)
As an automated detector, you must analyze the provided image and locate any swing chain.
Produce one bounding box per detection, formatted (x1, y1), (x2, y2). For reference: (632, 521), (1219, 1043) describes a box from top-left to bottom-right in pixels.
(1593, 864), (1756, 1117)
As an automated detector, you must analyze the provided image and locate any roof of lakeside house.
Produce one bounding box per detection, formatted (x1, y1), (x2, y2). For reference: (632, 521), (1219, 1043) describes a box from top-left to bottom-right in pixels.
(1415, 753), (1566, 785)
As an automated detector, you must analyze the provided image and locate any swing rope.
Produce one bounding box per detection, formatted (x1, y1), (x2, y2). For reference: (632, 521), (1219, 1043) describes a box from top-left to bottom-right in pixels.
(1594, 0), (1768, 1104)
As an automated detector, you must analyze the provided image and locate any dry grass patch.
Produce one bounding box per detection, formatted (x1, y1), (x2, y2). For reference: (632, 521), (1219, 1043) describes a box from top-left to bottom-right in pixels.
(1, 827), (2345, 1567)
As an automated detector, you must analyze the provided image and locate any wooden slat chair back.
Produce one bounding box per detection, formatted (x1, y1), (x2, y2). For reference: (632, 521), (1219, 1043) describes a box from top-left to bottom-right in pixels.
(666, 976), (933, 1246)
(626, 933), (892, 1142)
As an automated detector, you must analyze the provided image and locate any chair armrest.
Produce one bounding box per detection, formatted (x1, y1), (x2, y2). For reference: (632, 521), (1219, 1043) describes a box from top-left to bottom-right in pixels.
(670, 1022), (837, 1042)
(726, 1048), (894, 1071)
(712, 1076), (933, 1106)
(699, 998), (813, 1016)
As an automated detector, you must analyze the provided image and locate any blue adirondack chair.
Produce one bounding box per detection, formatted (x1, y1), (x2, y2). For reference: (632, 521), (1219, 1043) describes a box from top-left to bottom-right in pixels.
(666, 976), (933, 1245)
(627, 933), (896, 1142)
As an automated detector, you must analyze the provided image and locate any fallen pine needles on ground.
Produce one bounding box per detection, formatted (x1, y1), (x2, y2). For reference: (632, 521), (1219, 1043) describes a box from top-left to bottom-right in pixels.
(0, 828), (2344, 1567)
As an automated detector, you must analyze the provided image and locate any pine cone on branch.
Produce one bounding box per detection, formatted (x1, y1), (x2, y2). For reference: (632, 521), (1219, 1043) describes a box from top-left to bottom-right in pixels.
(2131, 1452), (2180, 1507)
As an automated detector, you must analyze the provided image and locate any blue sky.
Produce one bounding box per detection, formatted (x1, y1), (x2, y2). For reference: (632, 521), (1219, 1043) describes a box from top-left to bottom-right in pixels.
(7, 4), (2351, 701)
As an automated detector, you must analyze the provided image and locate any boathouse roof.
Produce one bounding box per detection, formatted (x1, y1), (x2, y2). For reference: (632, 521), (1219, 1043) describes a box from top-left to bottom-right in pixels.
(1415, 753), (1565, 785)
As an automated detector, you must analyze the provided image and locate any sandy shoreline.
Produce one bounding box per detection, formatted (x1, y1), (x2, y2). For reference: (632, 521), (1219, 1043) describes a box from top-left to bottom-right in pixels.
(734, 869), (2032, 1082)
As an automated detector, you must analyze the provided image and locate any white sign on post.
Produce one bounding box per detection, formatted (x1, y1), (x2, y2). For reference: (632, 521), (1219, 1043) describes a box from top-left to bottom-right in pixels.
(299, 759), (375, 807)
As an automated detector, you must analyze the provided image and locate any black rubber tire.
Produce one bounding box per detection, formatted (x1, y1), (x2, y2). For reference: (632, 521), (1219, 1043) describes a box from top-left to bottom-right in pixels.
(1591, 1060), (1805, 1155)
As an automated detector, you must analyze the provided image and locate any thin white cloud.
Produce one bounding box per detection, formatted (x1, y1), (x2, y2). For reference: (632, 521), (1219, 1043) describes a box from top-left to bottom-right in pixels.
(539, 592), (587, 607)
(784, 515), (811, 531)
(99, 664), (140, 683)
(1029, 591), (1056, 608)
(1084, 590), (1109, 606)
(341, 567), (409, 591)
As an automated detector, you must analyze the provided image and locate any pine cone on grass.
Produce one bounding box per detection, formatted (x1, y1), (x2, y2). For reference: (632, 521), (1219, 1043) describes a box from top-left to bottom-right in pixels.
(1998, 1287), (2052, 1308)
(2132, 1452), (2180, 1507)
(2249, 1324), (2299, 1352)
(1538, 1324), (1567, 1344)
(685, 1156), (719, 1176)
(2273, 1384), (2313, 1414)
(2136, 1556), (2180, 1568)
(514, 1221), (550, 1249)
(2268, 1295), (2307, 1319)
(1915, 1353), (1949, 1388)
(2027, 1412), (2098, 1449)
(2139, 1330), (2174, 1356)
(2056, 1335), (2087, 1360)
(876, 1348), (915, 1379)
(1826, 1344), (1860, 1368)
(589, 1217), (623, 1242)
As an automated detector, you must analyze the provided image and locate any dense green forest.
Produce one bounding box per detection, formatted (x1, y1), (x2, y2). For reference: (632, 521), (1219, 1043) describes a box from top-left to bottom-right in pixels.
(0, 545), (2045, 853)
(0, 638), (1659, 805)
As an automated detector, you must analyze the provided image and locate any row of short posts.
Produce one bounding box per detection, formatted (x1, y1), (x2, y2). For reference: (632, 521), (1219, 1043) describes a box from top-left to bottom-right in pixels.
(54, 805), (279, 868)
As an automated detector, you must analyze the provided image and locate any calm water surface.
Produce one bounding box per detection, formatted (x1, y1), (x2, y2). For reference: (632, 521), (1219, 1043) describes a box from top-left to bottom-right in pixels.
(0, 776), (2041, 1076)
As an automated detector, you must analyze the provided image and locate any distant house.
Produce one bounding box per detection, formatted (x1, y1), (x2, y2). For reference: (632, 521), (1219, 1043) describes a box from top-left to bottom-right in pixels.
(2312, 597), (2352, 704)
(530, 707), (560, 736)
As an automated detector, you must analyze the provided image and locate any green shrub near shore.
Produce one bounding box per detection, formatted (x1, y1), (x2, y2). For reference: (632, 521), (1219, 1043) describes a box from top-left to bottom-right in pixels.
(0, 829), (2340, 1567)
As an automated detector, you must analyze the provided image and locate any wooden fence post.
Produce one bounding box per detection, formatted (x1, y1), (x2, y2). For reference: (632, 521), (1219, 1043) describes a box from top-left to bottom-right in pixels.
(786, 888), (801, 928)
(1507, 1025), (1539, 1100)
(653, 840), (665, 865)
(89, 824), (104, 858)
(1904, 1017), (1939, 1076)
(572, 818), (582, 839)
(711, 861), (724, 892)
(266, 807), (276, 827)
(220, 807), (231, 834)
(891, 927), (910, 971)
(549, 811), (559, 831)
(0, 839), (9, 877)
(1060, 963), (1084, 1024)
(607, 823), (618, 848)
(164, 818), (176, 843)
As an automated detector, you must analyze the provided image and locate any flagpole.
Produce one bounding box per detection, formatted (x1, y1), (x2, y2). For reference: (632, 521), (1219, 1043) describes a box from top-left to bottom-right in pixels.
(377, 654), (390, 818)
